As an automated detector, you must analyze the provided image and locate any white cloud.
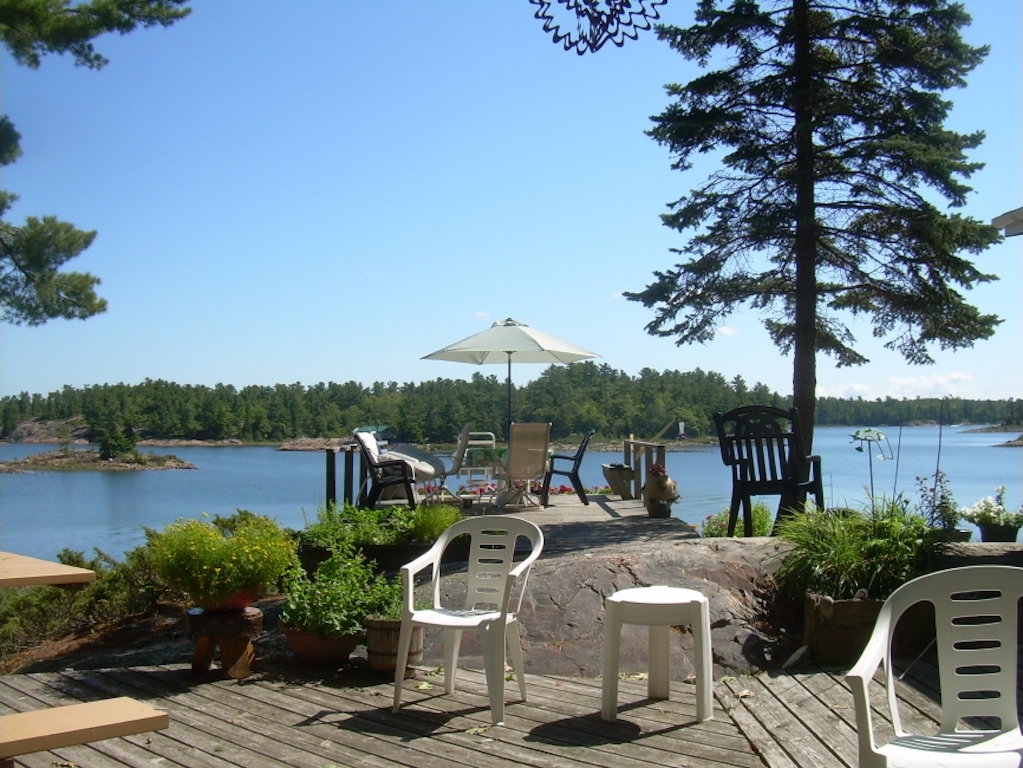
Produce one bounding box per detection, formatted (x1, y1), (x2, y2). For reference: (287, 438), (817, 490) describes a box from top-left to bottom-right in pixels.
(818, 381), (873, 398)
(886, 372), (974, 399)
(473, 311), (490, 320)
(715, 326), (739, 337)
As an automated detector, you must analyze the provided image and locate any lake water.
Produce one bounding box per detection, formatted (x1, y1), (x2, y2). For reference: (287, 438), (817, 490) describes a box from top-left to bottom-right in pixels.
(2, 426), (1020, 559)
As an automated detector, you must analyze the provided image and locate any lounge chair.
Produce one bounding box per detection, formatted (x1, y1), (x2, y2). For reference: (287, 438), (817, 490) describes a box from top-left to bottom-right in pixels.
(492, 422), (551, 509)
(352, 430), (419, 508)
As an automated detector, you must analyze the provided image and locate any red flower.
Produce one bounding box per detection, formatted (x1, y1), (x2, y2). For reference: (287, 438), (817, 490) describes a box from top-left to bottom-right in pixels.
(648, 463), (668, 477)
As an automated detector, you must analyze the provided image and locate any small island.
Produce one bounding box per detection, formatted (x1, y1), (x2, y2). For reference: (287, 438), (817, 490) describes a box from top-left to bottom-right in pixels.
(0, 448), (196, 473)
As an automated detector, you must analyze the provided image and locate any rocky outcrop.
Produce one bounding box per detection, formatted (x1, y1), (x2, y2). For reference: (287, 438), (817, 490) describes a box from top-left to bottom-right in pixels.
(418, 532), (793, 680)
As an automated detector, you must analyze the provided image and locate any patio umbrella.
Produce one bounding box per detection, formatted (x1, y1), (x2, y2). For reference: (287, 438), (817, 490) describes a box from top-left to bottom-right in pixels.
(422, 318), (599, 431)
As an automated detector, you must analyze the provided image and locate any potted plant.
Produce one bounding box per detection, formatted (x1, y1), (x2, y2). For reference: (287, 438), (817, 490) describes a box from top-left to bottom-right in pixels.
(642, 463), (678, 518)
(297, 502), (464, 576)
(916, 471), (970, 541)
(148, 511), (296, 612)
(280, 546), (402, 664)
(773, 500), (931, 664)
(960, 487), (1023, 543)
(364, 584), (424, 678)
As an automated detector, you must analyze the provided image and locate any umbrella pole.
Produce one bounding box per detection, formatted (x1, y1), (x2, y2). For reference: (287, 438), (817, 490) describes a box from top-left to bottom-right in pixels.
(506, 352), (512, 437)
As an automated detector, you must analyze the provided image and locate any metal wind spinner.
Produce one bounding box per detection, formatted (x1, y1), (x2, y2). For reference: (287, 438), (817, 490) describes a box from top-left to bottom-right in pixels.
(530, 0), (668, 55)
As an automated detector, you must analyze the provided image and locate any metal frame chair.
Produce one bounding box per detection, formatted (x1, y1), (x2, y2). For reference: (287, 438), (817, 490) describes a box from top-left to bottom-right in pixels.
(391, 516), (545, 725)
(712, 406), (824, 536)
(541, 429), (595, 506)
(846, 565), (1023, 767)
(492, 422), (551, 509)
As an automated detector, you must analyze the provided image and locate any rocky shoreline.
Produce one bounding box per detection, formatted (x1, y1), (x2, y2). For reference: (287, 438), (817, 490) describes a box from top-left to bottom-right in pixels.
(0, 448), (196, 473)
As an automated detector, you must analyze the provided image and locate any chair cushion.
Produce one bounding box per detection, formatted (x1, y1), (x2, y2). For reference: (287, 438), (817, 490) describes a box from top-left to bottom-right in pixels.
(382, 448), (441, 479)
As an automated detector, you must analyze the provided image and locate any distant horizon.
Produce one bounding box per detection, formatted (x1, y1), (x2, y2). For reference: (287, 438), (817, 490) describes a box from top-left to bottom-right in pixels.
(3, 371), (1020, 406)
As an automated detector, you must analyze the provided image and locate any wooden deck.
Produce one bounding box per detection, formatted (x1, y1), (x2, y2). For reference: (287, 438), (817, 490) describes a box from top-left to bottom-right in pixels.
(3, 495), (1019, 767)
(2, 653), (992, 768)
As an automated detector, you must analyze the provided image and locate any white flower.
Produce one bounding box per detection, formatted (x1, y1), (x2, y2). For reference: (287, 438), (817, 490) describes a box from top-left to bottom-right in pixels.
(960, 487), (1023, 527)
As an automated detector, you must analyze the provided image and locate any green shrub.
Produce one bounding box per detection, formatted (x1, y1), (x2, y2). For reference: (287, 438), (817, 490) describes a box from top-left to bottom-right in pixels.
(0, 545), (167, 667)
(299, 503), (461, 550)
(408, 504), (462, 543)
(148, 511), (296, 607)
(281, 547), (402, 639)
(700, 502), (774, 537)
(773, 499), (929, 601)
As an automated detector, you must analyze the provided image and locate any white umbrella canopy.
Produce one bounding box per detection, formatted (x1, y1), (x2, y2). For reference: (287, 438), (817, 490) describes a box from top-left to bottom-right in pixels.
(423, 318), (599, 430)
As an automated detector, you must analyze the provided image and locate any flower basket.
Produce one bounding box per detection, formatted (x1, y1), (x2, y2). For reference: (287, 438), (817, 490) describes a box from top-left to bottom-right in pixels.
(961, 487), (1023, 543)
(642, 463), (678, 518)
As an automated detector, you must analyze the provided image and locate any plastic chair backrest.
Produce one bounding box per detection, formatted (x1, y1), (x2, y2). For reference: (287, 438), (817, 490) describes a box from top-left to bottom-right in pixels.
(563, 429), (595, 467)
(506, 423), (551, 481)
(714, 406), (804, 484)
(430, 516), (544, 615)
(879, 565), (1022, 735)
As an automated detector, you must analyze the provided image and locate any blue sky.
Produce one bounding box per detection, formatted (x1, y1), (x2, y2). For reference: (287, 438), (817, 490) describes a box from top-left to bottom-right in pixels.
(2, 1), (1020, 402)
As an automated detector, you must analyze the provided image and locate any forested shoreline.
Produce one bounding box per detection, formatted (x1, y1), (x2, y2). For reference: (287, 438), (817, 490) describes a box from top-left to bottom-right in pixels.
(2, 363), (1019, 446)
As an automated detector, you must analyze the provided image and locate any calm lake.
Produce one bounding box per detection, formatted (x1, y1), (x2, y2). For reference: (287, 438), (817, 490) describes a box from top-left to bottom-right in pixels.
(2, 426), (1020, 560)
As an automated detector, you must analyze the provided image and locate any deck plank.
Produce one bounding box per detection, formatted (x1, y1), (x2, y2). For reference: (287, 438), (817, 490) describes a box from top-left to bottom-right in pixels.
(1, 655), (970, 768)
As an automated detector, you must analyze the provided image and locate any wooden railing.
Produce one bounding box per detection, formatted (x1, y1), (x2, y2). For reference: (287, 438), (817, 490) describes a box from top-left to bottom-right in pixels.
(622, 439), (666, 501)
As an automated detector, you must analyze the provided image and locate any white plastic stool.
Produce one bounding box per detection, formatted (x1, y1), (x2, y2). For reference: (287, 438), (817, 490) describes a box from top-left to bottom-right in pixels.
(601, 585), (713, 722)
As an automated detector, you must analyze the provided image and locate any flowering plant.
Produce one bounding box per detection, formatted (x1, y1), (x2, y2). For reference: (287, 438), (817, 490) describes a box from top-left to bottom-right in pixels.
(960, 487), (1023, 528)
(648, 463), (668, 477)
(149, 511), (296, 608)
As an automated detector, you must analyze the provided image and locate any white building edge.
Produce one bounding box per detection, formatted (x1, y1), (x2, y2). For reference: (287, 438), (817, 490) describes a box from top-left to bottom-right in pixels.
(992, 206), (1023, 237)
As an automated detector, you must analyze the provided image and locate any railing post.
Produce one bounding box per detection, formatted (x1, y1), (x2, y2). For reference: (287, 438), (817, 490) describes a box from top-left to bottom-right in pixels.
(343, 445), (355, 505)
(325, 448), (337, 508)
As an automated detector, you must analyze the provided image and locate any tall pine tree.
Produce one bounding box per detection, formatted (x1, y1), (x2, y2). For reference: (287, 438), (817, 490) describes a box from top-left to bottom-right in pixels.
(0, 0), (191, 325)
(626, 0), (1001, 449)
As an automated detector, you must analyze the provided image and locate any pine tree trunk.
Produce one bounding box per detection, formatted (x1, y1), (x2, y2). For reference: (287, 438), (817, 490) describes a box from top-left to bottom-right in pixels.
(791, 0), (817, 457)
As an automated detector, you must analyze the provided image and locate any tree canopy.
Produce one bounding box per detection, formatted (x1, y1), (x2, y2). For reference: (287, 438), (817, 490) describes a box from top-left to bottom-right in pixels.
(3, 366), (1018, 446)
(625, 0), (1002, 449)
(0, 0), (191, 325)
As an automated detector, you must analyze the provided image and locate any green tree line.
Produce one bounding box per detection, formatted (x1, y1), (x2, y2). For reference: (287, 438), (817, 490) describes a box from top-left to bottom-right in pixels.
(1, 363), (1018, 445)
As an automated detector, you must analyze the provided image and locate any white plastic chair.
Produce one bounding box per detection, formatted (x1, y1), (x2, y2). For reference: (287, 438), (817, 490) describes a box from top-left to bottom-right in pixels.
(391, 516), (544, 725)
(846, 565), (1023, 767)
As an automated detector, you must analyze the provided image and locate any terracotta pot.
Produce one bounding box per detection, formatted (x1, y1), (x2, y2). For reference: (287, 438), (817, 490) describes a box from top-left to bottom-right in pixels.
(281, 626), (359, 664)
(196, 587), (261, 613)
(365, 617), (423, 678)
(979, 524), (1020, 543)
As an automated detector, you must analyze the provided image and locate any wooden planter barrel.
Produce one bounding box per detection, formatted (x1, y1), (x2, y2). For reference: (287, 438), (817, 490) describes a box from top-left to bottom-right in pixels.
(365, 618), (423, 678)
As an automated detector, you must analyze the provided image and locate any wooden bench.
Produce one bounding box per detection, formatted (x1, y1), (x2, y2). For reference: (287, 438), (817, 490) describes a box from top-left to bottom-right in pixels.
(0, 696), (169, 766)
